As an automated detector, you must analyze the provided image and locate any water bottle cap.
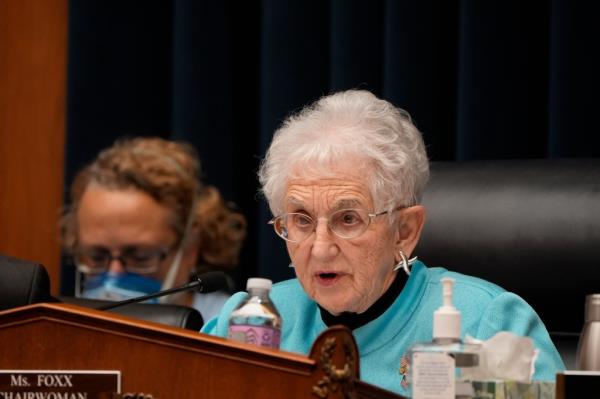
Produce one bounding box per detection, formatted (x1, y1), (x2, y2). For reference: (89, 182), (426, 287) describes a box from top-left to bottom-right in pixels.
(246, 277), (272, 291)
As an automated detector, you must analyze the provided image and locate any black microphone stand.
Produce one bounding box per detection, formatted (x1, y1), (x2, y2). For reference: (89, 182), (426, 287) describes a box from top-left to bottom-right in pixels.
(97, 276), (207, 311)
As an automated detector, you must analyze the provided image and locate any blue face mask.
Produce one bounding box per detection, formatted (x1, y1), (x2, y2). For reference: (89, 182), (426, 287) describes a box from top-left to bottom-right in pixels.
(81, 272), (162, 303)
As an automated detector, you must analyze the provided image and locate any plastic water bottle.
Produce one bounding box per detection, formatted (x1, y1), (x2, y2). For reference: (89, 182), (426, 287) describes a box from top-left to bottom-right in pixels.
(228, 278), (281, 349)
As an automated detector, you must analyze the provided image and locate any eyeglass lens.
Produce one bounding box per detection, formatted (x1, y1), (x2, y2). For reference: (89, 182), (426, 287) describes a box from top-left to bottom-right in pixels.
(75, 247), (166, 274)
(274, 209), (371, 242)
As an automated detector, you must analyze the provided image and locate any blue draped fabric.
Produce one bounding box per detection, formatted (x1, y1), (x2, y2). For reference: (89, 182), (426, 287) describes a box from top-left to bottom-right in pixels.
(62, 0), (600, 293)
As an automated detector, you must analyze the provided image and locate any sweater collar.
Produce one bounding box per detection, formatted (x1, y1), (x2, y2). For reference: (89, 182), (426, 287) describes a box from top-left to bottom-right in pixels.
(319, 268), (408, 330)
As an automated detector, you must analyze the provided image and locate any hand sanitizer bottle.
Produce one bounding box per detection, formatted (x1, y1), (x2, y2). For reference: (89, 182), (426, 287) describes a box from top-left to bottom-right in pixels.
(408, 277), (480, 399)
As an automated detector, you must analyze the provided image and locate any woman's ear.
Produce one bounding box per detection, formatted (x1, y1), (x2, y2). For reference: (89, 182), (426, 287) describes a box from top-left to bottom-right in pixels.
(394, 205), (426, 259)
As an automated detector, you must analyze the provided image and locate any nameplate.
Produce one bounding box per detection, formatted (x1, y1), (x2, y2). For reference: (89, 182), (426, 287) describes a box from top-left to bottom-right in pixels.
(0, 370), (120, 399)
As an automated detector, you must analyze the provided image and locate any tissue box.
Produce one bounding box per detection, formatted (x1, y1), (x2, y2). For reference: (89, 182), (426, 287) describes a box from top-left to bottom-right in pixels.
(470, 380), (555, 399)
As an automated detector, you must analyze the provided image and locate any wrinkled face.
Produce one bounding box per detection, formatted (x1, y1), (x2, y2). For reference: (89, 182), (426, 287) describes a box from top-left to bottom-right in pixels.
(283, 167), (400, 315)
(76, 185), (187, 284)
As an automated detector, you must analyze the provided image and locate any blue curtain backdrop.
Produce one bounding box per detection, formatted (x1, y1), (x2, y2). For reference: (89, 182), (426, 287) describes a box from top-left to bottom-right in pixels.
(62, 0), (600, 294)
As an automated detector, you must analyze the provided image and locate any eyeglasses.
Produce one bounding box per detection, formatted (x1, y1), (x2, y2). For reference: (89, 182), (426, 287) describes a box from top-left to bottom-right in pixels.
(74, 246), (175, 275)
(269, 207), (402, 243)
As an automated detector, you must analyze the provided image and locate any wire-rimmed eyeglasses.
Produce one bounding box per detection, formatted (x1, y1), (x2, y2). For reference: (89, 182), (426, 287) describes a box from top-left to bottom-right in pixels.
(268, 207), (403, 243)
(74, 246), (175, 275)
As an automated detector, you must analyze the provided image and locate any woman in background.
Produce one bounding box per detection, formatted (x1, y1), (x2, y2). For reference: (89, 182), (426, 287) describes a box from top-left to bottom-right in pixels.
(61, 137), (246, 322)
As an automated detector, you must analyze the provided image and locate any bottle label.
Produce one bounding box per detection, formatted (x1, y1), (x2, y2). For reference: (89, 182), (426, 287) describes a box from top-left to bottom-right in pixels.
(228, 325), (281, 348)
(412, 352), (455, 399)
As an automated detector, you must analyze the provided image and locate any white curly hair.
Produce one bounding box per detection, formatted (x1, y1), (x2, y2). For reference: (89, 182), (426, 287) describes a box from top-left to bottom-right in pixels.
(258, 89), (430, 218)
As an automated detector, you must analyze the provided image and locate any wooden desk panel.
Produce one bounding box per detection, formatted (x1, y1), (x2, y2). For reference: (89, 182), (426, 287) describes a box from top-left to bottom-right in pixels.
(0, 303), (404, 398)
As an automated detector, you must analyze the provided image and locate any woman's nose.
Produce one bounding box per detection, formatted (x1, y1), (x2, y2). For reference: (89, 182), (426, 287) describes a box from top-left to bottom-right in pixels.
(107, 257), (126, 274)
(310, 219), (339, 259)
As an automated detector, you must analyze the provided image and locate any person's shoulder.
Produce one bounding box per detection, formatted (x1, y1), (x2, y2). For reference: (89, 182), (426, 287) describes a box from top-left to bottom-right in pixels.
(271, 278), (316, 317)
(192, 291), (231, 323)
(271, 278), (310, 302)
(271, 278), (304, 296)
(200, 290), (250, 335)
(425, 265), (507, 299)
(421, 264), (542, 332)
(272, 278), (303, 291)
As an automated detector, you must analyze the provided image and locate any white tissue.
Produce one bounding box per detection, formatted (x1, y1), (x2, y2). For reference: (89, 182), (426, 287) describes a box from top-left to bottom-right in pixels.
(461, 331), (539, 383)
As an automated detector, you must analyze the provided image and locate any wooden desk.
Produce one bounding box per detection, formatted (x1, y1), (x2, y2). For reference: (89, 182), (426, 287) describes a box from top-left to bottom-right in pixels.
(0, 303), (404, 398)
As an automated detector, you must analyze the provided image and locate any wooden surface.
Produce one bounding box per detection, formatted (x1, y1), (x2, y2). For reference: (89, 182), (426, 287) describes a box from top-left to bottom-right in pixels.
(0, 303), (405, 398)
(0, 0), (68, 294)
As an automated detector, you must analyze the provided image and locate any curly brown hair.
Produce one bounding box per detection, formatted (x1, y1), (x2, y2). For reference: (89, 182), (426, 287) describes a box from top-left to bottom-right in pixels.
(61, 137), (246, 270)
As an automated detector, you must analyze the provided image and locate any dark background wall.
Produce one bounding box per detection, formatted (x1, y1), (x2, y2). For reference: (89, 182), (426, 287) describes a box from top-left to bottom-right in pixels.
(63, 0), (600, 294)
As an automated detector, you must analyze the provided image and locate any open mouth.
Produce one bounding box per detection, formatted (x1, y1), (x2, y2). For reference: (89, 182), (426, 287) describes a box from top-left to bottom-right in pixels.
(320, 272), (337, 279)
(316, 272), (341, 286)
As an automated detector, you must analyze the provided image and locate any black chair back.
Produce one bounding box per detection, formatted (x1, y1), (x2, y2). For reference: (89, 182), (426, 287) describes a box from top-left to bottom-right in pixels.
(415, 159), (600, 368)
(0, 253), (55, 311)
(59, 296), (204, 331)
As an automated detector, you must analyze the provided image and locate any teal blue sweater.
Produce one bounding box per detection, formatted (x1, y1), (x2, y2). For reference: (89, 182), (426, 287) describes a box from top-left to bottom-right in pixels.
(202, 261), (564, 396)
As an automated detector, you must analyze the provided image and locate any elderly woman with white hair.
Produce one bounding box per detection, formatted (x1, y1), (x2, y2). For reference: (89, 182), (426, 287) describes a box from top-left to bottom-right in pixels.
(202, 89), (564, 394)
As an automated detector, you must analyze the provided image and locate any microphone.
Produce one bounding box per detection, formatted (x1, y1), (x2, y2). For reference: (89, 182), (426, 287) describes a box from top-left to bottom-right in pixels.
(96, 271), (229, 311)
